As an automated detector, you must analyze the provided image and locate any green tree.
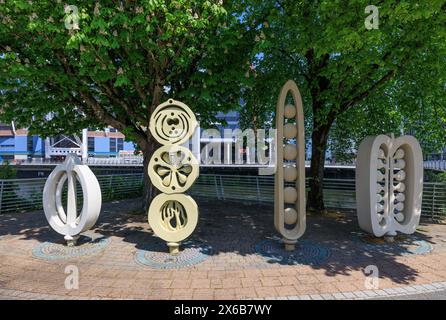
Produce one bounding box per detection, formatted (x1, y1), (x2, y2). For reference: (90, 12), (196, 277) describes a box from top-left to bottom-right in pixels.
(0, 1), (255, 209)
(241, 0), (446, 211)
(0, 160), (17, 179)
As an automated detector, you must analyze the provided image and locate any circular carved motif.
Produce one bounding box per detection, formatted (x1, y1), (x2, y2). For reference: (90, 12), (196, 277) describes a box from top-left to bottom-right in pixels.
(148, 194), (198, 243)
(283, 166), (297, 182)
(283, 123), (297, 139)
(149, 99), (198, 146)
(284, 207), (298, 225)
(148, 145), (199, 194)
(284, 104), (296, 119)
(284, 187), (298, 204)
(284, 144), (297, 161)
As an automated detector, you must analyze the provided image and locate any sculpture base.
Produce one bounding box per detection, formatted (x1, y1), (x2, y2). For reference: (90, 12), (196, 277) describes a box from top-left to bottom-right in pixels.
(64, 235), (80, 247)
(385, 231), (397, 243)
(167, 242), (180, 255)
(283, 238), (297, 251)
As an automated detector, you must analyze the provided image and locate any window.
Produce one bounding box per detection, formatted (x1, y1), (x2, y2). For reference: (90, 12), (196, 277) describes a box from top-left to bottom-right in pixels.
(110, 138), (117, 153)
(117, 138), (124, 152)
(87, 137), (95, 152)
(27, 135), (34, 152)
(109, 128), (117, 133)
(1, 155), (14, 161)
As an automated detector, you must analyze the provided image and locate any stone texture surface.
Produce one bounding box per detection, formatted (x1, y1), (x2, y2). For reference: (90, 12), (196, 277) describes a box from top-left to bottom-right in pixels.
(1, 198), (446, 300)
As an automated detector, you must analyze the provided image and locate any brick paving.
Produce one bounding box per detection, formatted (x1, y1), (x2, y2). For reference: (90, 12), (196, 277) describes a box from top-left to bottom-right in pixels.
(1, 198), (446, 300)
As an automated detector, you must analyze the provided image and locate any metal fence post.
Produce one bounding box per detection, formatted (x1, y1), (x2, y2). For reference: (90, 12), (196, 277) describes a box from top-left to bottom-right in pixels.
(431, 183), (437, 220)
(219, 175), (225, 200)
(0, 180), (4, 214)
(256, 176), (261, 204)
(214, 175), (220, 200)
(109, 175), (113, 199)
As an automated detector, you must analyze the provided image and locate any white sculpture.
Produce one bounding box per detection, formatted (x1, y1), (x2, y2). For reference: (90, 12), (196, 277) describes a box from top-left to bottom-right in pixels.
(356, 134), (424, 238)
(42, 154), (102, 246)
(148, 193), (198, 244)
(274, 80), (306, 250)
(148, 145), (199, 194)
(148, 99), (200, 255)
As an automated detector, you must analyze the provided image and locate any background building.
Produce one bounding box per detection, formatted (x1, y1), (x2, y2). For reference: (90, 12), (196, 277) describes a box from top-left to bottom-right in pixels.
(0, 122), (136, 163)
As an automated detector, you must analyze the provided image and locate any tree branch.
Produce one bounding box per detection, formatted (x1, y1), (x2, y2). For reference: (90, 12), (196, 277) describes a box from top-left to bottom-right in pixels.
(340, 69), (395, 112)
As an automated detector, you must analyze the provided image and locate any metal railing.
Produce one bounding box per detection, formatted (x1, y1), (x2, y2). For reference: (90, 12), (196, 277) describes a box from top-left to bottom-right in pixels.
(12, 157), (145, 167)
(6, 157), (446, 172)
(190, 176), (446, 221)
(0, 174), (143, 214)
(0, 173), (445, 221)
(85, 157), (144, 166)
(424, 160), (446, 171)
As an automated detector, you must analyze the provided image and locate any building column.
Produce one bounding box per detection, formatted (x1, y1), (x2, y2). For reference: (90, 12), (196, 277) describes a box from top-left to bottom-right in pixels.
(81, 129), (88, 161)
(192, 124), (201, 165)
(44, 137), (51, 159)
(225, 140), (232, 165)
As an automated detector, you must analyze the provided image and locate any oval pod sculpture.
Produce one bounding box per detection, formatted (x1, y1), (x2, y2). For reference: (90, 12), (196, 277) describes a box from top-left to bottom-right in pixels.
(148, 99), (199, 255)
(42, 154), (102, 246)
(275, 80), (306, 250)
(356, 134), (424, 238)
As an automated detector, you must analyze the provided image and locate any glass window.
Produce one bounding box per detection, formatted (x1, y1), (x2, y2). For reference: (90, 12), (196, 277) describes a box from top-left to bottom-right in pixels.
(87, 137), (95, 152)
(117, 138), (124, 151)
(27, 135), (34, 152)
(110, 138), (117, 153)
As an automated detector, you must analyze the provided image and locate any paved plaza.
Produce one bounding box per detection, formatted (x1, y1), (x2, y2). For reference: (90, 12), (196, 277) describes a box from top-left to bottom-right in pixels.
(1, 198), (446, 300)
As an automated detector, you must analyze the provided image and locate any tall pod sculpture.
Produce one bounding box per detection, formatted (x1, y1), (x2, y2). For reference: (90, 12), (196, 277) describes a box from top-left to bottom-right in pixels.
(356, 134), (424, 238)
(148, 99), (199, 255)
(42, 154), (102, 246)
(274, 80), (306, 250)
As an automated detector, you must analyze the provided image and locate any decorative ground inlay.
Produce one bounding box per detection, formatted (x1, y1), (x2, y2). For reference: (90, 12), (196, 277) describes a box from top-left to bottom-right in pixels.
(253, 238), (331, 266)
(351, 232), (433, 255)
(135, 240), (213, 269)
(32, 233), (110, 261)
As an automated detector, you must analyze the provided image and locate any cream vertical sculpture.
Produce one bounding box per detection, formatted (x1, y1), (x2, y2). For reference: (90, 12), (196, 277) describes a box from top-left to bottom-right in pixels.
(274, 80), (306, 251)
(148, 99), (199, 255)
(356, 134), (424, 238)
(42, 154), (102, 246)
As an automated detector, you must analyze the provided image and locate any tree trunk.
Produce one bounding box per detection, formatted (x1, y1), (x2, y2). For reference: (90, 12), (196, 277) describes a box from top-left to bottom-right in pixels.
(308, 125), (331, 213)
(141, 135), (159, 213)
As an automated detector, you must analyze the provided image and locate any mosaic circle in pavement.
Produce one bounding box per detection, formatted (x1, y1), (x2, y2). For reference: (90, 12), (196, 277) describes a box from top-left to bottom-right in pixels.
(351, 232), (433, 255)
(135, 240), (213, 269)
(253, 238), (332, 266)
(32, 233), (111, 261)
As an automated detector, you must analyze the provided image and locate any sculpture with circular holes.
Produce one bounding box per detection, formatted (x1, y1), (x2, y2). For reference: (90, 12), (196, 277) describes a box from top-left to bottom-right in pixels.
(274, 80), (306, 251)
(148, 145), (199, 194)
(356, 134), (424, 238)
(148, 99), (199, 255)
(149, 99), (197, 146)
(42, 154), (102, 246)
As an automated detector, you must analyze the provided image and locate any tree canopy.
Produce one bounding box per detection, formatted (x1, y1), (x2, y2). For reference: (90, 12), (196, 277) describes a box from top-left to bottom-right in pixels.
(237, 0), (446, 210)
(1, 0), (445, 211)
(0, 1), (254, 147)
(0, 0), (259, 207)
